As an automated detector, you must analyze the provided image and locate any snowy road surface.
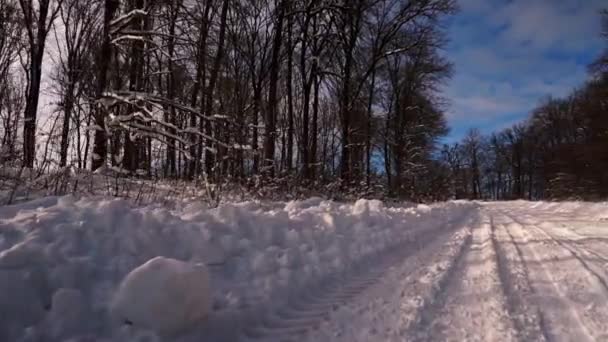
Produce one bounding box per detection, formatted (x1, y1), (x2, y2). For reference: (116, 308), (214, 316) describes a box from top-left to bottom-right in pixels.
(244, 202), (608, 342)
(3, 199), (608, 341)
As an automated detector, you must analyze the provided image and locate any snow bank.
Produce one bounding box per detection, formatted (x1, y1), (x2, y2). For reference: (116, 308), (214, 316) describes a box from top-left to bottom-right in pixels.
(0, 196), (476, 341)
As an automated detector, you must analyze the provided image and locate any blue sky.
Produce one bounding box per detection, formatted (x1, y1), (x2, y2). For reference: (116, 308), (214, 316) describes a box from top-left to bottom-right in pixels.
(443, 0), (606, 142)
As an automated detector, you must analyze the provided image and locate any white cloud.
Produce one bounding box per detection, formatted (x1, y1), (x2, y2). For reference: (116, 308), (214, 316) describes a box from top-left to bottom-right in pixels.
(495, 0), (604, 52)
(445, 0), (605, 139)
(457, 0), (490, 12)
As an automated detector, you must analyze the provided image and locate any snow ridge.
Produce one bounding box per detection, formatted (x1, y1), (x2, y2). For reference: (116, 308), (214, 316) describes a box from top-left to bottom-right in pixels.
(0, 196), (477, 341)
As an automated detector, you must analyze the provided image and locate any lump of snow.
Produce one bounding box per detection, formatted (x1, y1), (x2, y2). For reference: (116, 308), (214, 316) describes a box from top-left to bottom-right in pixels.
(251, 250), (277, 275)
(352, 199), (371, 216)
(285, 197), (324, 212)
(51, 288), (85, 317)
(352, 199), (384, 217)
(416, 204), (432, 214)
(0, 270), (46, 341)
(110, 257), (212, 337)
(367, 199), (385, 214)
(0, 239), (45, 269)
(46, 288), (88, 339)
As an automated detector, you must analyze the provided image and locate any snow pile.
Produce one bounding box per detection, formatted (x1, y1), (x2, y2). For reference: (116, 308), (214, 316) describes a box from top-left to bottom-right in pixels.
(110, 257), (212, 337)
(0, 196), (475, 341)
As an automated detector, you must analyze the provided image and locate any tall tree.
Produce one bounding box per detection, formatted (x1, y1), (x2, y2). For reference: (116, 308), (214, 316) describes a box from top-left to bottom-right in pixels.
(91, 0), (118, 170)
(18, 0), (63, 168)
(203, 0), (229, 178)
(0, 0), (22, 162)
(54, 0), (100, 167)
(263, 0), (286, 177)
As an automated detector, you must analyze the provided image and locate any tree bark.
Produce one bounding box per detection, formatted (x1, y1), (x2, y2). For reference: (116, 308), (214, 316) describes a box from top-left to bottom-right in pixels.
(204, 0), (229, 178)
(311, 75), (320, 179)
(263, 0), (286, 178)
(123, 0), (145, 174)
(365, 69), (376, 187)
(20, 0), (57, 168)
(285, 6), (294, 171)
(187, 1), (212, 179)
(165, 1), (179, 177)
(59, 76), (75, 167)
(92, 0), (118, 171)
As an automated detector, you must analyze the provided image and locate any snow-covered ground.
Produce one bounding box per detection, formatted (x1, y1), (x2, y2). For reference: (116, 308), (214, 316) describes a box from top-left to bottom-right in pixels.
(307, 201), (608, 342)
(3, 198), (608, 341)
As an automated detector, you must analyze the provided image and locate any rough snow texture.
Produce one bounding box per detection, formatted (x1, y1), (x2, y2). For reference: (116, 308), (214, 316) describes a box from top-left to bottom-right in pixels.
(0, 196), (474, 341)
(110, 257), (212, 337)
(8, 197), (608, 341)
(304, 201), (608, 342)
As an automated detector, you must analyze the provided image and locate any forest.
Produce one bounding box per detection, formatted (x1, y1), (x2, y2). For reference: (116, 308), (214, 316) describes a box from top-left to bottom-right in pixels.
(0, 0), (606, 202)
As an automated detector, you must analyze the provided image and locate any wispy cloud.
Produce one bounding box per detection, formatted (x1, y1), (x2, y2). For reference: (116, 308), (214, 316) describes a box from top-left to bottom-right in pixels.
(445, 0), (605, 140)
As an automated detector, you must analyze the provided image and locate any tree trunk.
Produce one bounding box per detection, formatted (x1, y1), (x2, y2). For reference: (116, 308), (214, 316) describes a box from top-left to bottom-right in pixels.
(286, 9), (294, 172)
(123, 0), (145, 174)
(20, 0), (56, 169)
(187, 1), (212, 179)
(299, 12), (312, 179)
(165, 2), (178, 177)
(252, 84), (261, 174)
(338, 7), (360, 183)
(365, 69), (376, 187)
(59, 73), (76, 167)
(311, 75), (320, 179)
(23, 49), (43, 168)
(92, 0), (118, 171)
(263, 0), (286, 178)
(204, 0), (229, 179)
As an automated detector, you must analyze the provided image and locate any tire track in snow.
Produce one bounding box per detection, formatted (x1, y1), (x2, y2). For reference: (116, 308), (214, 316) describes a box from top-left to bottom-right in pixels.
(530, 223), (608, 294)
(301, 213), (477, 342)
(504, 206), (608, 266)
(403, 226), (473, 341)
(490, 213), (550, 342)
(203, 211), (477, 342)
(537, 222), (608, 269)
(410, 214), (518, 342)
(573, 244), (608, 265)
(506, 214), (608, 295)
(500, 212), (606, 341)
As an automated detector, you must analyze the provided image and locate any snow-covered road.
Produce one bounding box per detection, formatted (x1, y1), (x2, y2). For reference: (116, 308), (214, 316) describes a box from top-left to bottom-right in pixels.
(3, 199), (608, 341)
(299, 202), (608, 342)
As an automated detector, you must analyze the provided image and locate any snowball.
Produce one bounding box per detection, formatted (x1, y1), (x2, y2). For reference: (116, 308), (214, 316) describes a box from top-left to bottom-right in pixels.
(110, 257), (212, 337)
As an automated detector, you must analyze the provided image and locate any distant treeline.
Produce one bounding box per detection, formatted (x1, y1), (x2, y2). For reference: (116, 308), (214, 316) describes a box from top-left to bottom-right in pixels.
(440, 9), (608, 201)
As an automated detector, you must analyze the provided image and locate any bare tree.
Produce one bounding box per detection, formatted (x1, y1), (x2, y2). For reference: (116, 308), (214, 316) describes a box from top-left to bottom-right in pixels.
(263, 0), (286, 177)
(18, 0), (64, 168)
(0, 0), (23, 162)
(91, 0), (118, 171)
(0, 0), (462, 200)
(53, 0), (100, 167)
